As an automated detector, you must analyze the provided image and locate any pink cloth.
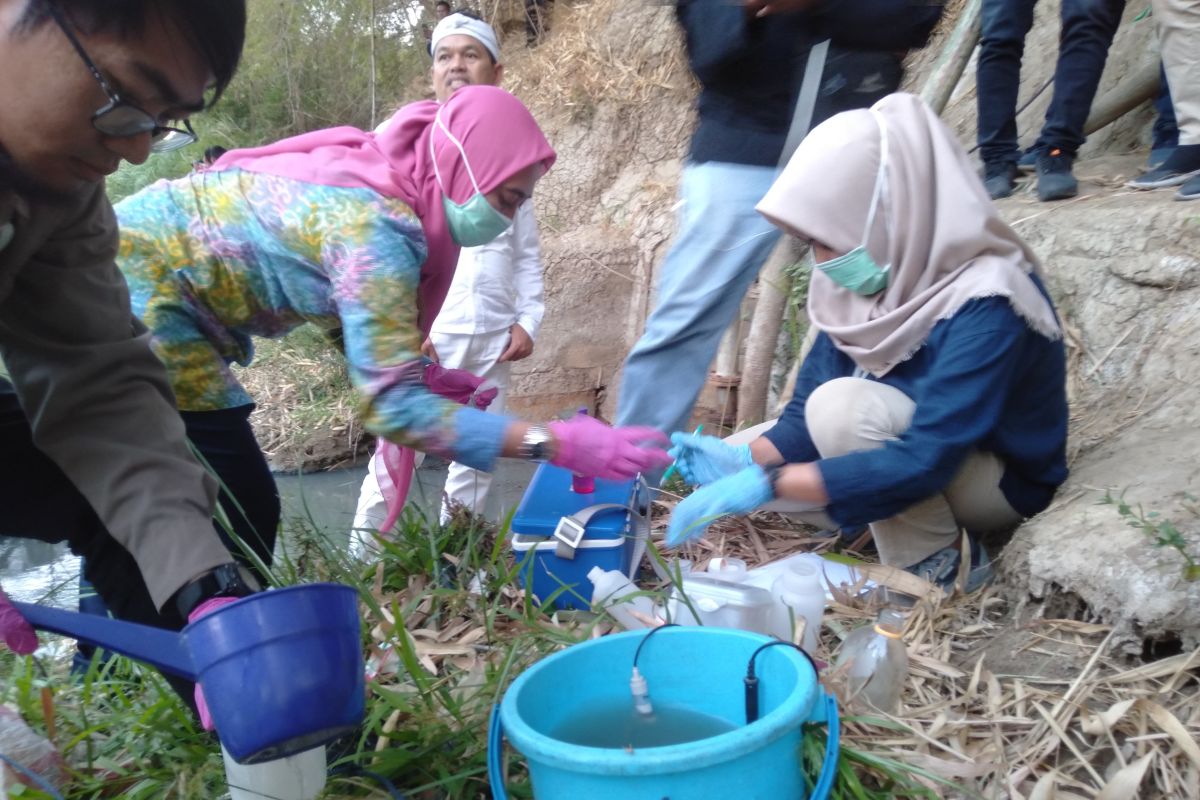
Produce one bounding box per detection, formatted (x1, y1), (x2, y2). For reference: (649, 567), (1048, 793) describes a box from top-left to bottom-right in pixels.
(374, 364), (499, 533)
(188, 596), (242, 730)
(376, 444), (417, 535)
(0, 586), (37, 655)
(423, 363), (498, 410)
(211, 85), (556, 332)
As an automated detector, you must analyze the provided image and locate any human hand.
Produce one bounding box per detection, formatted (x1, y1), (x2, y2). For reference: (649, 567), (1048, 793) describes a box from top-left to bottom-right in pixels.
(420, 337), (439, 362)
(0, 585), (37, 655)
(499, 324), (534, 362)
(668, 432), (754, 485)
(548, 414), (671, 480)
(188, 596), (242, 730)
(665, 465), (774, 547)
(424, 362), (498, 410)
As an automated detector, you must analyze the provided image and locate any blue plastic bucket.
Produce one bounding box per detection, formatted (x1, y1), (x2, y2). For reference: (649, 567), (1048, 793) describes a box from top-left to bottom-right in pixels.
(489, 628), (839, 799)
(187, 584), (365, 763)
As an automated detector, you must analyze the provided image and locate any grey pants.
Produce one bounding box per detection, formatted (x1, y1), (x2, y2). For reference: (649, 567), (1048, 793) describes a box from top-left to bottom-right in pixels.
(729, 377), (1023, 568)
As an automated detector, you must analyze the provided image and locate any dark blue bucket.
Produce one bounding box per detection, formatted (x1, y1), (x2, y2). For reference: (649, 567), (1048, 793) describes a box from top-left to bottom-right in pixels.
(187, 584), (365, 762)
(17, 583), (364, 764)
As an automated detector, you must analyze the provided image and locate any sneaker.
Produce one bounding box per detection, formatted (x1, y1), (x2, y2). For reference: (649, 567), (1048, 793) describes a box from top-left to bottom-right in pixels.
(983, 161), (1017, 200)
(1036, 149), (1078, 201)
(1017, 147), (1040, 174)
(1177, 173), (1200, 201)
(1148, 146), (1175, 170)
(1127, 144), (1200, 190)
(814, 524), (872, 548)
(903, 534), (993, 594)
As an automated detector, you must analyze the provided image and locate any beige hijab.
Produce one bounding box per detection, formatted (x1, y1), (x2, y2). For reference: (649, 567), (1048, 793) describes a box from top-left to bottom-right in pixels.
(756, 92), (1061, 377)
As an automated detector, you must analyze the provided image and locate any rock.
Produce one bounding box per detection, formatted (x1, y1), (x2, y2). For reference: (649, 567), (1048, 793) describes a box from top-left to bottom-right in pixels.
(992, 168), (1200, 649)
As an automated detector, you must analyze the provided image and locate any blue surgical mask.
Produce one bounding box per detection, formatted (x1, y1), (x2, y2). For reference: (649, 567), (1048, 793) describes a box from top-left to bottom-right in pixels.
(816, 111), (891, 296)
(430, 108), (514, 247)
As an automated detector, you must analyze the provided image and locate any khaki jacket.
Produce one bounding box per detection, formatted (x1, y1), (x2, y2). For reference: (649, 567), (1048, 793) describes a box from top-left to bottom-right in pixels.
(0, 183), (231, 610)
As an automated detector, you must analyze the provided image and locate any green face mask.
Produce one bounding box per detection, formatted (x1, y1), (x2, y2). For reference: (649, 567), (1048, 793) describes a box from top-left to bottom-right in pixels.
(431, 106), (514, 248)
(442, 191), (512, 247)
(815, 110), (891, 297)
(815, 246), (890, 295)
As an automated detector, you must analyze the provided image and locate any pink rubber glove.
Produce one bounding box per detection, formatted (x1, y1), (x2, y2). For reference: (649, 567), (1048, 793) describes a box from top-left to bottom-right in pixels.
(0, 585), (37, 655)
(423, 362), (498, 410)
(548, 415), (671, 480)
(188, 596), (241, 730)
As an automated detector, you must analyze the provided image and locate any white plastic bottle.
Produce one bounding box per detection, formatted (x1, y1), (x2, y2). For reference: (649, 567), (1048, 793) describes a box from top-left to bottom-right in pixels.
(706, 557), (748, 582)
(588, 567), (656, 630)
(222, 744), (327, 800)
(834, 608), (909, 713)
(770, 561), (826, 655)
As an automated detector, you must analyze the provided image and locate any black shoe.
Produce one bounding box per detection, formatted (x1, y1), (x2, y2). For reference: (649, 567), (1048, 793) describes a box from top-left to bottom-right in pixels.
(983, 161), (1017, 200)
(1017, 147), (1040, 174)
(903, 534), (993, 594)
(1177, 173), (1200, 202)
(1036, 148), (1077, 201)
(1128, 144), (1200, 190)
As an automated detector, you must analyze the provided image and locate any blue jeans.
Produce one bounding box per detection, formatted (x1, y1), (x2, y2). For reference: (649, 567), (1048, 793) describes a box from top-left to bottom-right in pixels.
(976, 0), (1125, 166)
(616, 161), (781, 437)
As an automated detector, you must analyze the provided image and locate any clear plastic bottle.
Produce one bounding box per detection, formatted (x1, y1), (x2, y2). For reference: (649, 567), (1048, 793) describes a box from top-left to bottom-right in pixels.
(770, 561), (825, 655)
(588, 567), (656, 630)
(834, 608), (908, 713)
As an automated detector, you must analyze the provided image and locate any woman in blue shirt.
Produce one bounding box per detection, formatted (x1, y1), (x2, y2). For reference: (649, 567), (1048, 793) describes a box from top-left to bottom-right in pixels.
(666, 93), (1068, 593)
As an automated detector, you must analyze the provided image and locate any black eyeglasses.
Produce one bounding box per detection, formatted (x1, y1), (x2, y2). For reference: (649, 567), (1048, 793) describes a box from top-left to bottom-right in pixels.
(47, 4), (198, 153)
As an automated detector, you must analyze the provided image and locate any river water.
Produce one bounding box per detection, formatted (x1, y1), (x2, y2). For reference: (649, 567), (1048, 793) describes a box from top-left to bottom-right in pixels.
(0, 458), (536, 608)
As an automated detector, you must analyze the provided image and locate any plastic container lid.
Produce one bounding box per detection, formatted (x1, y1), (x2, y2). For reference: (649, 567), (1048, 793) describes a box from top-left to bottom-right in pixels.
(511, 463), (636, 541)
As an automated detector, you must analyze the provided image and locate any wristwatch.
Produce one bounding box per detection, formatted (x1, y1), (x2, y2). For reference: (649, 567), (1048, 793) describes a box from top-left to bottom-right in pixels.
(764, 465), (786, 499)
(172, 563), (260, 619)
(518, 424), (554, 462)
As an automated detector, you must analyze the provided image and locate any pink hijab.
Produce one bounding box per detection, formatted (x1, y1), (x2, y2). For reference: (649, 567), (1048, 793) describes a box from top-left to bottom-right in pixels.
(212, 86), (556, 539)
(211, 84), (557, 332)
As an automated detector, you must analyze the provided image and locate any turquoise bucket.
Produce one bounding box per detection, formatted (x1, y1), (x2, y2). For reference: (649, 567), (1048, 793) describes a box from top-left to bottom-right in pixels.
(489, 627), (839, 799)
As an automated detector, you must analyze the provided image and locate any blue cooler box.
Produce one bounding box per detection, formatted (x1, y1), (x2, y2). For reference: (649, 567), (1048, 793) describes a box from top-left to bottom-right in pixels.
(510, 464), (641, 610)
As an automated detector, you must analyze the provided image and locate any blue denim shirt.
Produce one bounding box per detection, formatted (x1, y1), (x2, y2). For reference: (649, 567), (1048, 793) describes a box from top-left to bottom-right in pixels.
(764, 282), (1068, 527)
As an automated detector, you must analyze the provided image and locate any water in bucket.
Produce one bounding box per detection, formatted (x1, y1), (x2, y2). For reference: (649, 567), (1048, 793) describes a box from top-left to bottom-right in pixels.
(549, 700), (736, 749)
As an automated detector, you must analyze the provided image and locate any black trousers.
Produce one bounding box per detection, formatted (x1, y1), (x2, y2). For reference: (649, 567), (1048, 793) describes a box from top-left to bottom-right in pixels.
(1, 383), (279, 697)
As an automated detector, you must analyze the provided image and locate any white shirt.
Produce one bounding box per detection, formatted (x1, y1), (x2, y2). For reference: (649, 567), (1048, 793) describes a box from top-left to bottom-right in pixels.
(431, 202), (544, 338)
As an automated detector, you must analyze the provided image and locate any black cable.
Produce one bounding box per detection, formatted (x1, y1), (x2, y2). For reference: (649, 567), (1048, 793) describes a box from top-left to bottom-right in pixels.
(329, 764), (408, 799)
(966, 75), (1055, 156)
(744, 640), (820, 725)
(632, 623), (679, 668)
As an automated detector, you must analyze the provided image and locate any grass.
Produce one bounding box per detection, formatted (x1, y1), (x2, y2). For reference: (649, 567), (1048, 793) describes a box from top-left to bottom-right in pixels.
(1100, 489), (1200, 582)
(8, 489), (1200, 798)
(2, 491), (946, 800)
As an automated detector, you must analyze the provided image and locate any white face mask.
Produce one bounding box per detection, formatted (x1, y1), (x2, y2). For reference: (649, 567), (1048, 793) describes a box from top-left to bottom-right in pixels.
(430, 107), (513, 247)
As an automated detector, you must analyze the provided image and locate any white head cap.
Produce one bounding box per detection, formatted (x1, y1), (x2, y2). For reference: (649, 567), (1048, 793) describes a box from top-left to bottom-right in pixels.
(431, 13), (501, 63)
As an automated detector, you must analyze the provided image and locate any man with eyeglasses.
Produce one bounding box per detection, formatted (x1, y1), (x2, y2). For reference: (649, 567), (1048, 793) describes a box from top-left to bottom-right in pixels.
(0, 0), (256, 701)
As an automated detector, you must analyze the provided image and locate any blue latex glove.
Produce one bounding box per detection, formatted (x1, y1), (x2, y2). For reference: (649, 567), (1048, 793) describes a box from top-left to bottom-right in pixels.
(666, 465), (774, 547)
(667, 432), (753, 485)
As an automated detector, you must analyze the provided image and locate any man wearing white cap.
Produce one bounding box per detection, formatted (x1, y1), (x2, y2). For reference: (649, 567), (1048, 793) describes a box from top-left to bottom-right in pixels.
(353, 11), (545, 535)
